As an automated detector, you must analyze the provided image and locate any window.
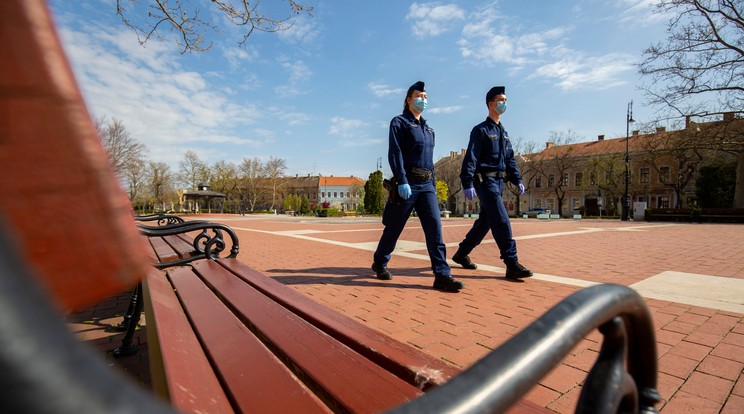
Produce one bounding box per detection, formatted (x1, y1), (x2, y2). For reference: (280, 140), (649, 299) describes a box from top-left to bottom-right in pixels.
(548, 174), (555, 187)
(589, 172), (596, 186)
(535, 177), (542, 188)
(640, 168), (649, 184)
(575, 172), (583, 187)
(563, 174), (569, 187)
(547, 199), (555, 210)
(534, 199), (542, 208)
(572, 197), (581, 210)
(658, 195), (670, 208)
(333, 192), (337, 197)
(659, 167), (670, 183)
(321, 192), (325, 198)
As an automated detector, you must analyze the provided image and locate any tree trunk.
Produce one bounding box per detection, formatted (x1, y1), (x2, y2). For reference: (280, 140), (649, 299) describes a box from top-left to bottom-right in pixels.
(735, 152), (744, 208)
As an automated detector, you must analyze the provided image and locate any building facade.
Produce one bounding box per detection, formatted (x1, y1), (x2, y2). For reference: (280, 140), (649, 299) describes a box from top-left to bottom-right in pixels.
(281, 175), (365, 212)
(435, 113), (742, 217)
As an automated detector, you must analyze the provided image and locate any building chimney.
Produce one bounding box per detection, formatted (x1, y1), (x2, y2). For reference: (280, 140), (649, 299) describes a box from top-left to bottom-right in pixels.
(656, 127), (666, 133)
(461, 148), (466, 156)
(723, 112), (735, 122)
(685, 116), (692, 129)
(632, 130), (640, 136)
(545, 141), (554, 149)
(597, 135), (604, 141)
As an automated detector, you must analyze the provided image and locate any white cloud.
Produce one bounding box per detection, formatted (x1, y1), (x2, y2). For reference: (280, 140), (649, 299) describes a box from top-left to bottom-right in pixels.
(329, 116), (368, 137)
(406, 3), (466, 38)
(368, 82), (405, 98)
(56, 25), (264, 160)
(610, 0), (668, 24)
(276, 16), (320, 45)
(281, 59), (312, 82)
(429, 105), (462, 114)
(222, 45), (259, 68)
(533, 52), (636, 90)
(458, 9), (571, 66)
(329, 117), (380, 147)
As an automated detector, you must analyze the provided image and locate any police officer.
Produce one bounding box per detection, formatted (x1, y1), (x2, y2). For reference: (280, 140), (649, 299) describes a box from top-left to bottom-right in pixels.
(451, 86), (533, 280)
(372, 81), (464, 293)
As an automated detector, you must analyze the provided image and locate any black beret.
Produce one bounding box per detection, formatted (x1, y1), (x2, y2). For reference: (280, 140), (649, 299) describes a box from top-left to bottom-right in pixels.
(486, 86), (506, 102)
(407, 81), (425, 95)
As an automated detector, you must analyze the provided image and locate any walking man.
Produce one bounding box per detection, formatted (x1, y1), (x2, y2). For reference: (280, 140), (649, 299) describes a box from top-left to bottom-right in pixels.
(452, 86), (533, 280)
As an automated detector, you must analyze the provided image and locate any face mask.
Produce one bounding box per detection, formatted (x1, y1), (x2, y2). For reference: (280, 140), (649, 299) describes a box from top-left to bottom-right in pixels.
(413, 97), (427, 112)
(495, 101), (507, 114)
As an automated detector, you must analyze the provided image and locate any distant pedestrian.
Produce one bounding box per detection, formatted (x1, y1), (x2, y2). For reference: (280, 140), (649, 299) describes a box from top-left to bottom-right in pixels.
(372, 81), (464, 292)
(452, 85), (533, 280)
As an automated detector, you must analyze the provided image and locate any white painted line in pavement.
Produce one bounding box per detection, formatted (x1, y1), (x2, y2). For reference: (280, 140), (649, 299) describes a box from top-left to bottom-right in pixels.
(630, 271), (744, 314)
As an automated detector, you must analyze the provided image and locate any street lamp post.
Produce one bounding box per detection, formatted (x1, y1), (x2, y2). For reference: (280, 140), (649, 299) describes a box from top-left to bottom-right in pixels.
(622, 101), (635, 221)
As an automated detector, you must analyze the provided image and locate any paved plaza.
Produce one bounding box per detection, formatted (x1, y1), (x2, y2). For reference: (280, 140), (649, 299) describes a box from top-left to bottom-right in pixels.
(68, 215), (744, 413)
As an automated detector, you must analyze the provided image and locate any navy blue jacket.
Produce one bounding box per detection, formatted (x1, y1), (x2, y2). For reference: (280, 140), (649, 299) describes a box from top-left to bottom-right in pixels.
(388, 110), (435, 185)
(460, 117), (522, 189)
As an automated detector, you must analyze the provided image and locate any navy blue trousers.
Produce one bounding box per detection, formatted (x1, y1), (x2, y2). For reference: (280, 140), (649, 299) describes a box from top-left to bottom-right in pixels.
(458, 177), (518, 263)
(373, 180), (450, 277)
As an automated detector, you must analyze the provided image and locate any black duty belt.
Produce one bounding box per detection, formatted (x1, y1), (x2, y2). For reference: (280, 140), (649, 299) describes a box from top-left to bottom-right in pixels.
(475, 170), (506, 185)
(408, 167), (433, 183)
(482, 171), (506, 178)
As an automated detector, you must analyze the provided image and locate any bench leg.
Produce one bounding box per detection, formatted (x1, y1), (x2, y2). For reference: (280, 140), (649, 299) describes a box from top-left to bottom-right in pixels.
(113, 283), (143, 357)
(112, 286), (140, 332)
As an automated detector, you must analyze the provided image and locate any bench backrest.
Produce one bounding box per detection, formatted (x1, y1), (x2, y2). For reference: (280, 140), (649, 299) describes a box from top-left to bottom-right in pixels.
(0, 0), (150, 311)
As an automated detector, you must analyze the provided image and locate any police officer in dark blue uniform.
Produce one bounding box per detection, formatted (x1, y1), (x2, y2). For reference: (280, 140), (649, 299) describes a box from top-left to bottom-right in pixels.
(372, 81), (464, 293)
(451, 86), (533, 280)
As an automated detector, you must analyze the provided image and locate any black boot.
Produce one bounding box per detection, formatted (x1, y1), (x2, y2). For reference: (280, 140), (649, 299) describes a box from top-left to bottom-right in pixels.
(371, 262), (393, 280)
(452, 251), (477, 269)
(505, 261), (533, 280)
(433, 276), (464, 292)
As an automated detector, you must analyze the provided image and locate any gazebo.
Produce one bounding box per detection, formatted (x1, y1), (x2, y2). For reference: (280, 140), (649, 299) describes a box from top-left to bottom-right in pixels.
(182, 184), (226, 213)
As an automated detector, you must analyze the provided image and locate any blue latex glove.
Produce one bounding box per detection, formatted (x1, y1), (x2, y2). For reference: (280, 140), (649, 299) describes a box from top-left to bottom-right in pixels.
(398, 183), (412, 200)
(518, 183), (525, 195)
(464, 187), (476, 201)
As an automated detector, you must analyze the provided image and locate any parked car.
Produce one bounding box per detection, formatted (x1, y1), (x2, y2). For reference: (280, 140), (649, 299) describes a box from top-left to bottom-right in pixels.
(523, 208), (547, 217)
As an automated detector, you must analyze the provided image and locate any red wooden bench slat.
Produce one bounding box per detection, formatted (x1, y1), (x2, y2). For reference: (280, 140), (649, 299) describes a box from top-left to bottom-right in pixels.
(147, 237), (181, 263)
(167, 266), (330, 414)
(189, 260), (423, 413)
(215, 258), (460, 389)
(162, 234), (197, 259)
(212, 259), (552, 414)
(142, 268), (234, 414)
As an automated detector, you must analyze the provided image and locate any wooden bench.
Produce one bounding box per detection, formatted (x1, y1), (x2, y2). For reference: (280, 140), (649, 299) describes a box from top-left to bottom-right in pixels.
(0, 2), (661, 413)
(113, 218), (240, 355)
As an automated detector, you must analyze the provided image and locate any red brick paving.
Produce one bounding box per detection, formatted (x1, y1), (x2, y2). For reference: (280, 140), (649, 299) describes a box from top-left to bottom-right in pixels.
(67, 215), (744, 413)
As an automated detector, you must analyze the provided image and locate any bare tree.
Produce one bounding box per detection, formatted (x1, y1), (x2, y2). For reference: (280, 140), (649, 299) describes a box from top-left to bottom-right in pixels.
(178, 150), (209, 191)
(264, 156), (287, 211)
(122, 157), (147, 208)
(434, 154), (462, 212)
(240, 157), (265, 211)
(97, 116), (147, 177)
(146, 161), (175, 212)
(639, 0), (744, 207)
(210, 160), (239, 212)
(116, 0), (314, 53)
(532, 130), (581, 216)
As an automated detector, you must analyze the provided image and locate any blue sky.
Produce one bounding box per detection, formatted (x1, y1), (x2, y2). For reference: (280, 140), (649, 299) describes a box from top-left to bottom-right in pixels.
(48, 0), (671, 179)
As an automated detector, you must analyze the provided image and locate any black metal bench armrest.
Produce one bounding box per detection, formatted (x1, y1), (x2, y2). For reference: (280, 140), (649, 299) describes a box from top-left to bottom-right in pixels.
(388, 284), (660, 414)
(139, 221), (240, 269)
(133, 214), (185, 226)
